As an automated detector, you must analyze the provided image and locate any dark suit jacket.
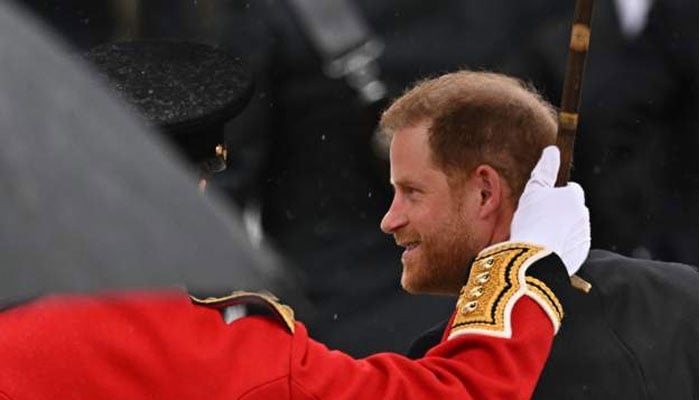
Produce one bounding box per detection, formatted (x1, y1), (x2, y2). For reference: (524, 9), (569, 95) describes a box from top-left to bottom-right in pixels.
(408, 250), (699, 399)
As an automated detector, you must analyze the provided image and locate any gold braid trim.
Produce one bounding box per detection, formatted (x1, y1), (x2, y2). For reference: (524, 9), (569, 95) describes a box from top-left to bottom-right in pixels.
(526, 276), (564, 334)
(191, 291), (295, 333)
(448, 242), (560, 340)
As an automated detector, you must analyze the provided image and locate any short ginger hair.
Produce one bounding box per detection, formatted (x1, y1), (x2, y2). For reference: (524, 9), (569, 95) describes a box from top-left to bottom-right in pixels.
(380, 70), (557, 199)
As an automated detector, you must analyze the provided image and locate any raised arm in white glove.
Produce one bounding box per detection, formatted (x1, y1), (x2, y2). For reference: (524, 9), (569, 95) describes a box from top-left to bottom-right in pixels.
(510, 146), (591, 276)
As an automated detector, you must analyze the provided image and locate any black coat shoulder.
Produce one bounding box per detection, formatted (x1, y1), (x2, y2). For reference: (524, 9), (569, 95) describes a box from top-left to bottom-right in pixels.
(534, 250), (698, 400)
(408, 250), (698, 400)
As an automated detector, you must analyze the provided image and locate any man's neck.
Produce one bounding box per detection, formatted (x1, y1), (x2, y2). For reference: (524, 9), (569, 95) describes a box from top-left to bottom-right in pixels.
(488, 207), (515, 245)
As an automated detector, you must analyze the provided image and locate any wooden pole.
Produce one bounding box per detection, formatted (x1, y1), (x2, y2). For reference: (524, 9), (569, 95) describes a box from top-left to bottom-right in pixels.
(555, 0), (595, 187)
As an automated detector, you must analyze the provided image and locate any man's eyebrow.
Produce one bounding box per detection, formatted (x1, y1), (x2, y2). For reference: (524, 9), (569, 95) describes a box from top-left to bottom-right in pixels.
(391, 178), (422, 189)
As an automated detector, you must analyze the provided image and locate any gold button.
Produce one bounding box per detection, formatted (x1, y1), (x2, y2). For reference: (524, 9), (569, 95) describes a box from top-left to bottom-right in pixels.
(470, 286), (484, 298)
(461, 301), (479, 314)
(482, 257), (495, 269)
(215, 144), (228, 161)
(476, 272), (490, 284)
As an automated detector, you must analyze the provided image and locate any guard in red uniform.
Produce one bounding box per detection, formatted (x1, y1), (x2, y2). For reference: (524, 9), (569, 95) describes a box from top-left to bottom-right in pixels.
(0, 147), (584, 400)
(0, 247), (567, 400)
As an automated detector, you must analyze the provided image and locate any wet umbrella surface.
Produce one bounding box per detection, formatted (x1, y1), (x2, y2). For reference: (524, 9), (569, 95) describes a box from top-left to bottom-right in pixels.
(0, 2), (296, 304)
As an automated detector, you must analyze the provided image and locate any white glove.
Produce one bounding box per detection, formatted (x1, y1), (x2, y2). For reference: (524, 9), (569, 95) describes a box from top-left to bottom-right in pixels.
(510, 146), (591, 275)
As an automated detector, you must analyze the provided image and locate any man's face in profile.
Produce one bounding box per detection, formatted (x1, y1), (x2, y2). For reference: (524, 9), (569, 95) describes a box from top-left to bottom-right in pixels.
(380, 121), (481, 295)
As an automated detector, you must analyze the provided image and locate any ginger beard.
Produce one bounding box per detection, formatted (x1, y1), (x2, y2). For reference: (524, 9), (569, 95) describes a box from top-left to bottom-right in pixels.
(396, 198), (478, 296)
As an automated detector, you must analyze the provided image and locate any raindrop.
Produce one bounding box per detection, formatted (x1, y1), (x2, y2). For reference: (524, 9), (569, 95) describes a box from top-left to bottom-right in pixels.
(368, 191), (372, 198)
(82, 18), (90, 25)
(284, 209), (295, 220)
(147, 89), (154, 95)
(321, 134), (326, 141)
(333, 313), (339, 321)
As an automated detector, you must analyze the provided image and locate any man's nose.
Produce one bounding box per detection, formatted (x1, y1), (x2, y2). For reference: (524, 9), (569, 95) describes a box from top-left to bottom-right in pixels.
(380, 199), (408, 234)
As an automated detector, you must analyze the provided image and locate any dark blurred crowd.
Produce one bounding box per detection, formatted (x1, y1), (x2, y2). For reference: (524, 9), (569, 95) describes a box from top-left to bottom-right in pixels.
(21, 0), (698, 357)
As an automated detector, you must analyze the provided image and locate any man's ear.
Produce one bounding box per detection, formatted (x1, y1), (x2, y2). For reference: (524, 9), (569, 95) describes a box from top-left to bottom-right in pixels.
(473, 164), (504, 218)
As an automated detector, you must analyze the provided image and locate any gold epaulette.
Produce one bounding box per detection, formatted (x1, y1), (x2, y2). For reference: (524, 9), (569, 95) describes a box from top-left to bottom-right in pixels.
(448, 242), (564, 340)
(190, 291), (295, 333)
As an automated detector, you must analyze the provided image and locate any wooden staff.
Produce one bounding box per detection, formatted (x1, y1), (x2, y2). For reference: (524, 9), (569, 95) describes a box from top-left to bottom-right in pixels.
(555, 0), (595, 187)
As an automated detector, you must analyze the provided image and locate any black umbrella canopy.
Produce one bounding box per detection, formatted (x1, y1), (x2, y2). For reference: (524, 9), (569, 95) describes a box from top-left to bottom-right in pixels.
(0, 2), (295, 303)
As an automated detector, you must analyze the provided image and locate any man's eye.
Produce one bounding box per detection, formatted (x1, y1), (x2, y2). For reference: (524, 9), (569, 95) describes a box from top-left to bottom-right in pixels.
(403, 187), (420, 198)
(393, 185), (421, 200)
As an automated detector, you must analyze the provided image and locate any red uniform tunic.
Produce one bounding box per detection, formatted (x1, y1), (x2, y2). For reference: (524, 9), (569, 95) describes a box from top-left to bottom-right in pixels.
(0, 242), (568, 400)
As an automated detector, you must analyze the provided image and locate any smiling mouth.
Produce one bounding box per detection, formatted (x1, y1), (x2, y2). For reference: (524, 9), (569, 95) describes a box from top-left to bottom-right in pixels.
(404, 242), (419, 250)
(400, 241), (420, 261)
